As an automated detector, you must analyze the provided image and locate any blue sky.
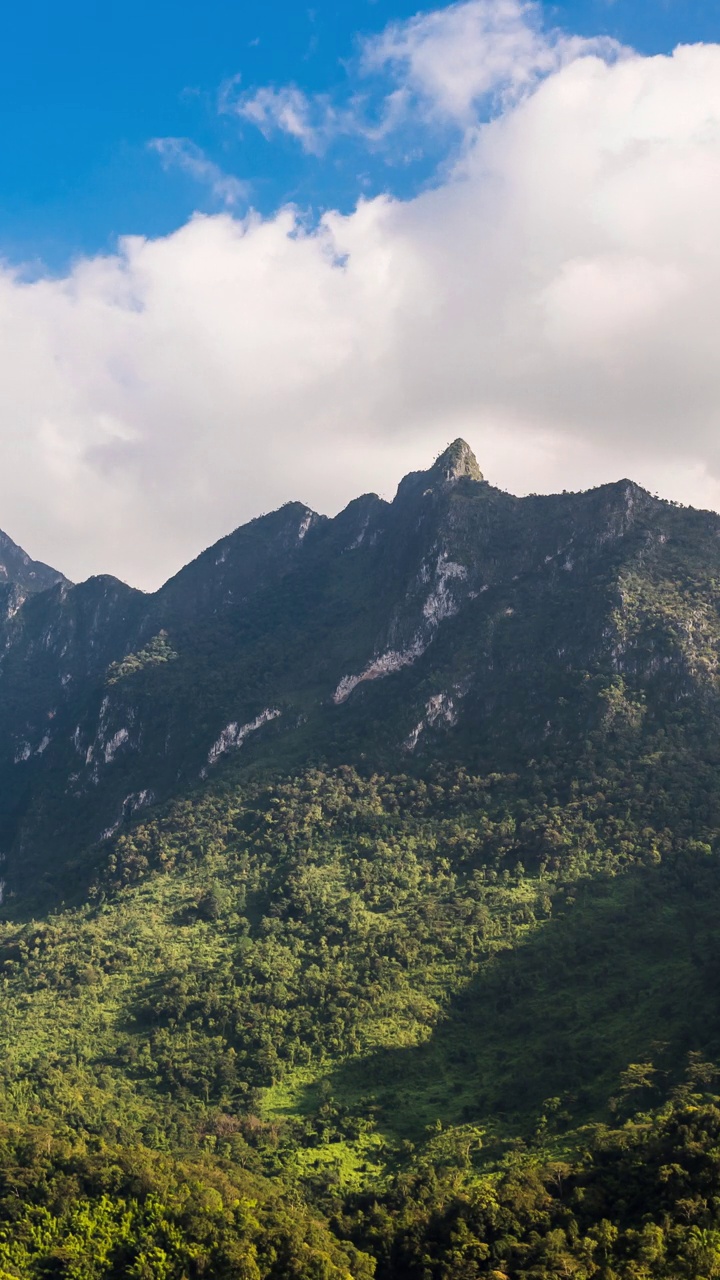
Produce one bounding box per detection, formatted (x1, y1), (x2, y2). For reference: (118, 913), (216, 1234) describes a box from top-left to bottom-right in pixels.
(1, 0), (716, 269)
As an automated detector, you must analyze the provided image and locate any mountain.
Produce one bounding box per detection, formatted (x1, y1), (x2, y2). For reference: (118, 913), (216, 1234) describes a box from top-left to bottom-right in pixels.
(3, 439), (720, 904)
(4, 442), (720, 1276)
(0, 526), (66, 598)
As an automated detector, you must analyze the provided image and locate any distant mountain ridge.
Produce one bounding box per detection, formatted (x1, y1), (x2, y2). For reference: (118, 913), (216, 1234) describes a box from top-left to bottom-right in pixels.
(2, 438), (720, 906)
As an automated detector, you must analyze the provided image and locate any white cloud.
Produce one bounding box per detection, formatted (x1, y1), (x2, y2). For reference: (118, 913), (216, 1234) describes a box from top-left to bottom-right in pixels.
(2, 21), (720, 588)
(358, 0), (620, 123)
(149, 138), (249, 206)
(229, 0), (624, 153)
(223, 84), (335, 155)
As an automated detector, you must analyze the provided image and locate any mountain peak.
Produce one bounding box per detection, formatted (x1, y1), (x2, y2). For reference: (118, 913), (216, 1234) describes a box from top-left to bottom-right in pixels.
(0, 528), (68, 595)
(430, 439), (483, 484)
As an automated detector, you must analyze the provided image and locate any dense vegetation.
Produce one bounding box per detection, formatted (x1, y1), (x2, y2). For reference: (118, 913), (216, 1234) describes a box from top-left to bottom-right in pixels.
(2, 740), (720, 1275)
(7, 1082), (720, 1277)
(0, 1125), (374, 1279)
(344, 1080), (720, 1280)
(106, 631), (178, 685)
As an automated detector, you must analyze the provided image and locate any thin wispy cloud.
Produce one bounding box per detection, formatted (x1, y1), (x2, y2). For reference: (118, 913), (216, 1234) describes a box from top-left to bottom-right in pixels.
(221, 82), (336, 156)
(226, 0), (625, 157)
(149, 138), (250, 207)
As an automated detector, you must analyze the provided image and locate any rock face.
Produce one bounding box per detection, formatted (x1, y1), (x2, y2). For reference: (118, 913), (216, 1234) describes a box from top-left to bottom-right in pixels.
(0, 529), (67, 626)
(0, 528), (66, 595)
(3, 438), (720, 905)
(430, 438), (484, 484)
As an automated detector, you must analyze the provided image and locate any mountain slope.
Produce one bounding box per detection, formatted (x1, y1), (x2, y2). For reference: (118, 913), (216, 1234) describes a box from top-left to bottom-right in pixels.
(4, 442), (720, 1275)
(0, 527), (66, 596)
(3, 440), (720, 907)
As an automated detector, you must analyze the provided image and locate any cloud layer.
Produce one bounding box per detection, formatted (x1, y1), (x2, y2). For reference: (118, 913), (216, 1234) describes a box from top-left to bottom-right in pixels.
(3, 1), (720, 588)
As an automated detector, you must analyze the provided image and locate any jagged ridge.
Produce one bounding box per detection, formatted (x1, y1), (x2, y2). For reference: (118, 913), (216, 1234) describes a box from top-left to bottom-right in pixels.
(1, 440), (720, 906)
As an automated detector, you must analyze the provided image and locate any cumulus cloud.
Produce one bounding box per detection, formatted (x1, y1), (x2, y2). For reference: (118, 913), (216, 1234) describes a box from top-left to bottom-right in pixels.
(2, 10), (720, 589)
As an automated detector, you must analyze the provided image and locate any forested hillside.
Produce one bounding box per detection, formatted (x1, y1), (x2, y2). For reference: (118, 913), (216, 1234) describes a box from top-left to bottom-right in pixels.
(4, 445), (720, 1275)
(2, 743), (720, 1276)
